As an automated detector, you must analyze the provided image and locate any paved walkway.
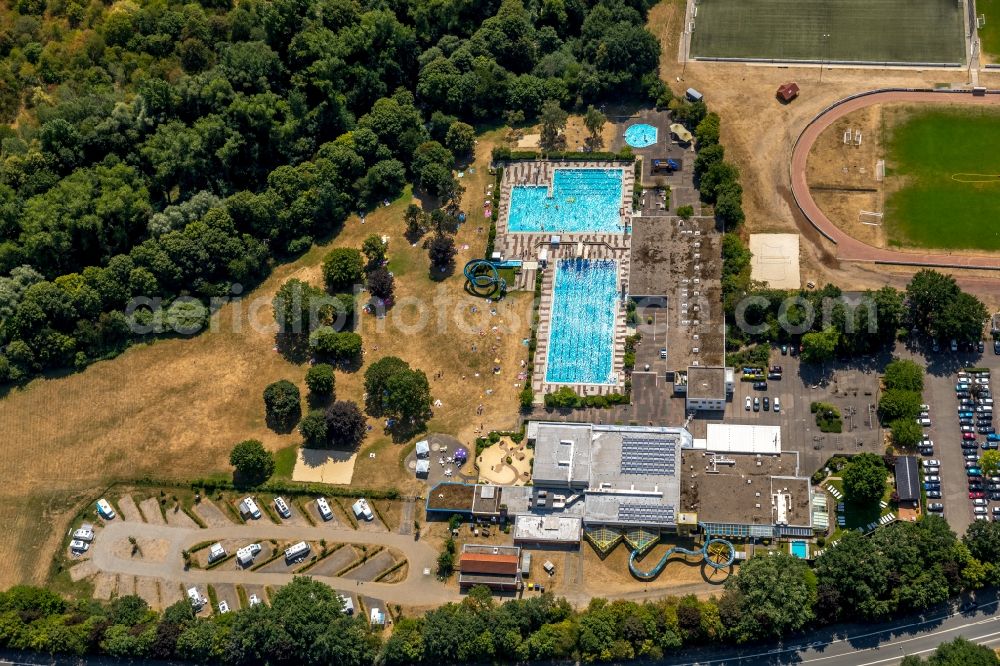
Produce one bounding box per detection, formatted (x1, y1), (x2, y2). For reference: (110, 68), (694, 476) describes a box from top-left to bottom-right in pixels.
(92, 521), (460, 606)
(791, 89), (1000, 269)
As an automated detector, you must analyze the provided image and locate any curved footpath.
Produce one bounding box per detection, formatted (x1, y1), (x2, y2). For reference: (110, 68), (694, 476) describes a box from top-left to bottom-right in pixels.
(790, 89), (1000, 269)
(92, 521), (459, 606)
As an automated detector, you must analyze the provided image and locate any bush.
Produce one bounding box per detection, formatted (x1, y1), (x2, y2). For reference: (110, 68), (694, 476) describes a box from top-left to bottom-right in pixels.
(810, 401), (843, 433)
(263, 380), (301, 431)
(309, 328), (362, 362)
(519, 386), (534, 410)
(305, 364), (335, 398)
(229, 440), (275, 486)
(322, 248), (364, 292)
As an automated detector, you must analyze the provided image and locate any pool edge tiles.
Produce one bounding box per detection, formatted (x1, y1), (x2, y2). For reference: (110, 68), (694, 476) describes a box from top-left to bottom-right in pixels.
(507, 168), (625, 234)
(543, 258), (620, 386)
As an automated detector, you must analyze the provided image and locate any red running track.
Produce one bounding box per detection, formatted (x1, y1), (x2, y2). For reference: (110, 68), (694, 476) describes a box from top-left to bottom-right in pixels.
(790, 89), (1000, 269)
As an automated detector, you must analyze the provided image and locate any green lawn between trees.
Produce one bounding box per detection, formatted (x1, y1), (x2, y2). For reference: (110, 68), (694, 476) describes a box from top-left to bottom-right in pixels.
(885, 107), (1000, 250)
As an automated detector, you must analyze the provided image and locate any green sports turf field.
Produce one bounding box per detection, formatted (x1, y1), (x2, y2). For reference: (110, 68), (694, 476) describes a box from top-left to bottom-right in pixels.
(690, 0), (965, 63)
(884, 107), (1000, 250)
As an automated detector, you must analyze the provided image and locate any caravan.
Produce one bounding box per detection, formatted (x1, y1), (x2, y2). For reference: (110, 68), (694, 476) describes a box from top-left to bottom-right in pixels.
(284, 541), (310, 563)
(316, 497), (333, 521)
(207, 543), (227, 564)
(239, 497), (262, 520)
(352, 498), (374, 521)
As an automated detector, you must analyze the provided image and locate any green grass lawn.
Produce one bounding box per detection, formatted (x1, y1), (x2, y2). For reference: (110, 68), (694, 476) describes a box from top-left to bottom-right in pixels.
(691, 0), (964, 63)
(885, 107), (1000, 250)
(273, 444), (299, 480)
(979, 0), (1000, 61)
(826, 478), (893, 543)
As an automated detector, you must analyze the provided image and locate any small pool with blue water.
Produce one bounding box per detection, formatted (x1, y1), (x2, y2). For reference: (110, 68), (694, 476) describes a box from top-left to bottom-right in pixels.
(545, 258), (618, 385)
(624, 123), (658, 148)
(508, 168), (623, 233)
(790, 540), (809, 559)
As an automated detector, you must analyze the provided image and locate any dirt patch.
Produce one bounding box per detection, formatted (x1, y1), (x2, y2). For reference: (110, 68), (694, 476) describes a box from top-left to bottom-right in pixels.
(112, 536), (170, 563)
(135, 577), (162, 609)
(160, 580), (183, 607)
(806, 102), (886, 248)
(69, 561), (97, 582)
(138, 498), (166, 525)
(343, 549), (399, 581)
(306, 545), (360, 576)
(354, 511), (388, 533)
(369, 500), (401, 532)
(165, 504), (200, 528)
(92, 573), (116, 600)
(117, 495), (142, 523)
(117, 574), (135, 597)
(241, 583), (268, 606)
(191, 500), (235, 528)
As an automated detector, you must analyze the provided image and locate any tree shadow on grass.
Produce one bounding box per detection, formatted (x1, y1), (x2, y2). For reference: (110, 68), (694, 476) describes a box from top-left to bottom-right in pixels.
(429, 261), (456, 282)
(275, 333), (311, 364)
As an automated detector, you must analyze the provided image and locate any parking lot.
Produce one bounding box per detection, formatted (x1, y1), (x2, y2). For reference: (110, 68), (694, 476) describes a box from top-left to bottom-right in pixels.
(691, 347), (884, 474)
(919, 342), (1000, 536)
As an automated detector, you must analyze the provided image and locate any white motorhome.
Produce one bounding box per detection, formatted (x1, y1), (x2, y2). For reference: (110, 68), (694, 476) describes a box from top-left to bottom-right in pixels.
(284, 541), (310, 562)
(352, 498), (374, 521)
(274, 496), (291, 518)
(207, 543), (226, 563)
(236, 543), (261, 567)
(316, 497), (333, 521)
(239, 497), (262, 519)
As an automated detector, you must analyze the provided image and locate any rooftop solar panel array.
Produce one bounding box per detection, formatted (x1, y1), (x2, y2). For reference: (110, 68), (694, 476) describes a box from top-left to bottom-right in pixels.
(617, 502), (676, 524)
(620, 437), (676, 476)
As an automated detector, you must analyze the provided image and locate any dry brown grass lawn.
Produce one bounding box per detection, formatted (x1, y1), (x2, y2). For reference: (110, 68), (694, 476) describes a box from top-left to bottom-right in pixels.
(0, 129), (532, 589)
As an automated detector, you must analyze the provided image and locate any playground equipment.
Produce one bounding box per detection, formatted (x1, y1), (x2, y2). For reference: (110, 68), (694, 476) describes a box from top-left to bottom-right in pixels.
(463, 259), (507, 297)
(628, 531), (736, 580)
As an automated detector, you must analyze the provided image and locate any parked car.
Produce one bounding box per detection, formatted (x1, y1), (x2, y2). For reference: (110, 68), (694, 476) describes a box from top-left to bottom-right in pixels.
(973, 498), (989, 507)
(990, 492), (1000, 501)
(780, 344), (788, 355)
(923, 466), (940, 474)
(753, 381), (768, 391)
(774, 397), (781, 412)
(968, 467), (984, 476)
(970, 491), (986, 499)
(928, 503), (945, 512)
(924, 475), (941, 483)
(974, 506), (988, 515)
(979, 340), (986, 353)
(927, 490), (943, 499)
(768, 372), (782, 380)
(745, 396), (751, 411)
(918, 417), (932, 426)
(994, 338), (1000, 355)
(763, 397), (770, 411)
(924, 459), (942, 467)
(69, 540), (89, 553)
(72, 527), (94, 542)
(964, 433), (977, 441)
(753, 397), (760, 412)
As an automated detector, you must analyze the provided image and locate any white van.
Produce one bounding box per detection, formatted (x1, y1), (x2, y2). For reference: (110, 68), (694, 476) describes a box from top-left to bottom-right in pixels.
(96, 499), (116, 520)
(316, 497), (333, 521)
(240, 497), (261, 520)
(274, 497), (291, 519)
(918, 417), (932, 427)
(284, 541), (310, 562)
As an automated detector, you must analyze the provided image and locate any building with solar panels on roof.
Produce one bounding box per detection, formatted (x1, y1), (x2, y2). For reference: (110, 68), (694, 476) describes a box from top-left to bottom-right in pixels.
(502, 422), (695, 551)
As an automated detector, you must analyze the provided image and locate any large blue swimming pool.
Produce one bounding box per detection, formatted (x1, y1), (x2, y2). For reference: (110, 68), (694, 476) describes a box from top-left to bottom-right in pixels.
(545, 258), (618, 385)
(508, 168), (624, 233)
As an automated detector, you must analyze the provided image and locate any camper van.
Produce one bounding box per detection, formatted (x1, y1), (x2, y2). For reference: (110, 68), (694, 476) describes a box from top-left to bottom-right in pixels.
(284, 541), (310, 562)
(352, 498), (374, 521)
(207, 543), (226, 563)
(236, 543), (262, 567)
(96, 499), (116, 520)
(274, 496), (291, 519)
(187, 587), (206, 609)
(73, 525), (95, 542)
(316, 497), (333, 521)
(240, 497), (262, 520)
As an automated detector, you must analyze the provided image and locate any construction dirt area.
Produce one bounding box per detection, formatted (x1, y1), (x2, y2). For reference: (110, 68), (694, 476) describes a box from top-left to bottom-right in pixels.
(645, 0), (1000, 304)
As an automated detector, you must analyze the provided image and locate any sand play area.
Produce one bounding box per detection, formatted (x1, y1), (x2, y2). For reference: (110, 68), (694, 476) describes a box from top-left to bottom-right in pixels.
(478, 439), (533, 486)
(292, 448), (357, 484)
(749, 233), (801, 289)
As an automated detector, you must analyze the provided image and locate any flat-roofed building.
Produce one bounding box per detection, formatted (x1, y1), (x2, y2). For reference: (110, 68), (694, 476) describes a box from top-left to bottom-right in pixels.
(514, 514), (583, 546)
(684, 366), (732, 412)
(895, 455), (920, 508)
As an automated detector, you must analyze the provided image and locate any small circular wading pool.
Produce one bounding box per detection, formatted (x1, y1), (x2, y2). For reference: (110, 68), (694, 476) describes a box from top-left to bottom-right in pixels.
(624, 123), (658, 148)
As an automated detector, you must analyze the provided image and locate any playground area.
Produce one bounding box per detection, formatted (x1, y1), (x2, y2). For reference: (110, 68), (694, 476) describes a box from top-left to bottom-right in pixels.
(476, 439), (533, 486)
(689, 0), (965, 64)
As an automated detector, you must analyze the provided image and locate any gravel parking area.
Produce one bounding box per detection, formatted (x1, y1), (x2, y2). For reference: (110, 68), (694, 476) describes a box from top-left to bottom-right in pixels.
(117, 495), (142, 522)
(213, 583), (238, 613)
(139, 498), (165, 525)
(191, 500), (236, 528)
(344, 550), (398, 581)
(306, 545), (360, 577)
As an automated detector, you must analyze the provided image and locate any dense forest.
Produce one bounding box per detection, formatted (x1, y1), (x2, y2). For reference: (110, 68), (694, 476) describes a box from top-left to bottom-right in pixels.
(0, 0), (663, 387)
(1, 516), (996, 663)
